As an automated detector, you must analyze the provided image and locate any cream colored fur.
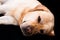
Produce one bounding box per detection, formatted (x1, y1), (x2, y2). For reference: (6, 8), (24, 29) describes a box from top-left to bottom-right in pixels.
(0, 0), (54, 36)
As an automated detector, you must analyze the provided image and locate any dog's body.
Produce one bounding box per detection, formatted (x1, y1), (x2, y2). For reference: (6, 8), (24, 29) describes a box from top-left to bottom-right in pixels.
(0, 0), (54, 36)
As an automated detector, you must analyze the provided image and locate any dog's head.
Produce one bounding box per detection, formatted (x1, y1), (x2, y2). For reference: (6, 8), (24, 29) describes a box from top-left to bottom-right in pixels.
(19, 10), (54, 36)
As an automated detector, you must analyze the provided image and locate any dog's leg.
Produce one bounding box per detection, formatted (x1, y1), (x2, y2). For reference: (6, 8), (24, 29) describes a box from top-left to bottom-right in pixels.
(0, 16), (18, 25)
(0, 0), (8, 5)
(0, 5), (6, 14)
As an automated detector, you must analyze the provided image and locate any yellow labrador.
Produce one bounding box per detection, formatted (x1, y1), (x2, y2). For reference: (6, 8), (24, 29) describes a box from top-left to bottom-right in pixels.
(0, 0), (54, 36)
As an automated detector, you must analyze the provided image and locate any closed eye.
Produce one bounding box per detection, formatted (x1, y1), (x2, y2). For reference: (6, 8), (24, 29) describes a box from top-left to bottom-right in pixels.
(23, 21), (26, 23)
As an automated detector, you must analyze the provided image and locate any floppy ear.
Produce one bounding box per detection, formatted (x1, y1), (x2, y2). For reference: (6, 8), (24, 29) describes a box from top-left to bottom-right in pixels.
(37, 16), (41, 23)
(48, 30), (55, 36)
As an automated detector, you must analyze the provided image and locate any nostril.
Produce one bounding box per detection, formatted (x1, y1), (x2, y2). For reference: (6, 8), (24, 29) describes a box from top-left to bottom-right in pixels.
(40, 30), (44, 33)
(26, 27), (31, 32)
(22, 26), (31, 33)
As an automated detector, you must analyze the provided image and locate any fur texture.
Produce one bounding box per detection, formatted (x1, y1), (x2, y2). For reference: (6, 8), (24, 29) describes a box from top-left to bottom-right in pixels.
(0, 0), (54, 36)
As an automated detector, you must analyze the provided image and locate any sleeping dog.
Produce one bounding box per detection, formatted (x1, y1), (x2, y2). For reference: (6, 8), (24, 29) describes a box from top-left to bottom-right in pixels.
(0, 0), (54, 36)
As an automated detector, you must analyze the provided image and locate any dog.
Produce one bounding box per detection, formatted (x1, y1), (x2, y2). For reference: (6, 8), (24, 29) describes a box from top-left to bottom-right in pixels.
(0, 0), (54, 36)
(0, 0), (7, 5)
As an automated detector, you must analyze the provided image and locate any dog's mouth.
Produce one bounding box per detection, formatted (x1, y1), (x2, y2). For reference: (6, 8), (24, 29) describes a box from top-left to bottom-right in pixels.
(22, 30), (32, 36)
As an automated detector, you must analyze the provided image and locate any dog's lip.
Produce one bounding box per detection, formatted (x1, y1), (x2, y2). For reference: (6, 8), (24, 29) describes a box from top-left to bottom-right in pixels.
(22, 31), (32, 36)
(23, 28), (32, 34)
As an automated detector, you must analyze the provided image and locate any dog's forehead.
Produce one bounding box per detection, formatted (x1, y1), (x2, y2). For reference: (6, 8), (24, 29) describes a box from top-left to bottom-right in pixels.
(23, 11), (39, 21)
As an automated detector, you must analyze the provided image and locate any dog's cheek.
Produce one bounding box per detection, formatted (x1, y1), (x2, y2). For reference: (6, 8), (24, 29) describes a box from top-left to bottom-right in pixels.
(32, 25), (43, 34)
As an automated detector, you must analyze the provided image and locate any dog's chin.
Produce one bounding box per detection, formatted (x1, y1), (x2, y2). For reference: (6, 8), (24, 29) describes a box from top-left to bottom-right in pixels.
(23, 33), (32, 36)
(22, 31), (33, 36)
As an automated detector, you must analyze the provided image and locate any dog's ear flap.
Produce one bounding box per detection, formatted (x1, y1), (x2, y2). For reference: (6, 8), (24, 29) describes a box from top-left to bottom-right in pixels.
(38, 16), (41, 23)
(48, 30), (55, 36)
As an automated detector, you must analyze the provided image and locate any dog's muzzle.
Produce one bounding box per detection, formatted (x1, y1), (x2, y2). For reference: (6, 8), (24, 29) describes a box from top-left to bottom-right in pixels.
(21, 25), (33, 36)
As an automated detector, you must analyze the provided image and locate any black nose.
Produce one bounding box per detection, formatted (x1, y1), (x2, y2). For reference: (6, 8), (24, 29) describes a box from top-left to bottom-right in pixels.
(22, 26), (32, 33)
(40, 30), (44, 34)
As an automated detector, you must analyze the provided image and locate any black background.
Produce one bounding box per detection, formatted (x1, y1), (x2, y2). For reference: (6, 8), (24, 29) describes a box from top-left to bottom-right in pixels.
(0, 0), (59, 40)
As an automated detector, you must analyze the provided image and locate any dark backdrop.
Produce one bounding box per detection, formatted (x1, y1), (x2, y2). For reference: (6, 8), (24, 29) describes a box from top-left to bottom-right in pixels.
(0, 0), (59, 40)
